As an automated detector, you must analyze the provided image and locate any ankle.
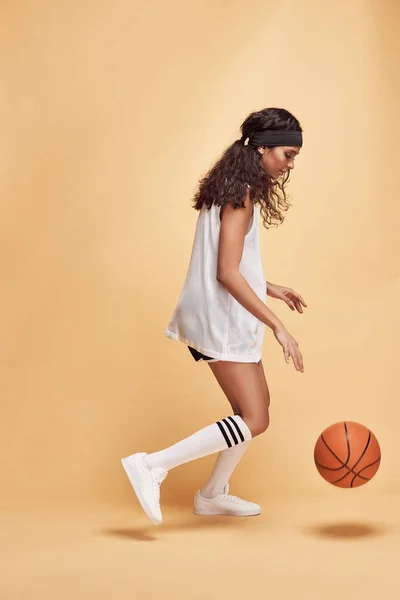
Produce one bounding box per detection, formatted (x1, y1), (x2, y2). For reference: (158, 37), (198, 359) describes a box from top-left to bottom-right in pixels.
(200, 485), (225, 498)
(142, 454), (155, 471)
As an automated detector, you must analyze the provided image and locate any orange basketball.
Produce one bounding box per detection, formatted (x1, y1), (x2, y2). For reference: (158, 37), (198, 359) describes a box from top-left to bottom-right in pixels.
(314, 421), (381, 488)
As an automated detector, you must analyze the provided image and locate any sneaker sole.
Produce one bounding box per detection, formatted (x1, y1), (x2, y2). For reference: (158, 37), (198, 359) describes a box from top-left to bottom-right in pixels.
(193, 507), (261, 516)
(121, 456), (162, 526)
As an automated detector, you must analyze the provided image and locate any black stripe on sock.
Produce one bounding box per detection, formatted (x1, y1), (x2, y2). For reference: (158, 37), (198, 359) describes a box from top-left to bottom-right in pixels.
(222, 418), (239, 445)
(227, 416), (245, 443)
(216, 420), (232, 448)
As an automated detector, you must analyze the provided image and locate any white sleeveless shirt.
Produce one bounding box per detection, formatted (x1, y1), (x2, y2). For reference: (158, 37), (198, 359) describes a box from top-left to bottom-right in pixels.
(164, 197), (267, 362)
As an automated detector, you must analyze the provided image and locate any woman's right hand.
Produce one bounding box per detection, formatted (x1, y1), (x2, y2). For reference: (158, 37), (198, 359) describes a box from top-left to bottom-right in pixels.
(273, 324), (304, 373)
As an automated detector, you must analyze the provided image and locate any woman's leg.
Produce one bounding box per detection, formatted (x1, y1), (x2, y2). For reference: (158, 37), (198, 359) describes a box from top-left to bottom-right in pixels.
(121, 360), (269, 524)
(199, 360), (270, 498)
(207, 359), (270, 436)
(144, 360), (269, 473)
(143, 413), (251, 472)
(122, 410), (252, 525)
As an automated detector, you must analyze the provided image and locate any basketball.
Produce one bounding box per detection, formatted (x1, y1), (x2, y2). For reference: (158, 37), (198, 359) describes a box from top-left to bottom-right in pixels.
(314, 421), (381, 488)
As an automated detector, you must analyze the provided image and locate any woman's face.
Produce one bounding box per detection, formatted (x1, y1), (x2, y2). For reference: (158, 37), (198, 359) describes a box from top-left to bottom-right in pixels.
(258, 145), (301, 180)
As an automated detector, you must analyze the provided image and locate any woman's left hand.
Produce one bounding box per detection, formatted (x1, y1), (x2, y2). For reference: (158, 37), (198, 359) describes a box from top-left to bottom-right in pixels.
(266, 282), (307, 313)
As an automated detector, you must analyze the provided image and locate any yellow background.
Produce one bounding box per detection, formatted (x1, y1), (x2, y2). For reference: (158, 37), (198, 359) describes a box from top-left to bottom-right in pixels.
(1, 1), (399, 598)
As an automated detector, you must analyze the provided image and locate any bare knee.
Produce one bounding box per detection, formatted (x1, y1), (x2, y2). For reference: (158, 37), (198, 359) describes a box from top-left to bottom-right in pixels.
(243, 411), (270, 437)
(208, 360), (270, 438)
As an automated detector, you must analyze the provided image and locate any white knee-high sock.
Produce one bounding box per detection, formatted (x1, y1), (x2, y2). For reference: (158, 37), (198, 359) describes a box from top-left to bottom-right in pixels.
(143, 415), (252, 472)
(200, 440), (251, 498)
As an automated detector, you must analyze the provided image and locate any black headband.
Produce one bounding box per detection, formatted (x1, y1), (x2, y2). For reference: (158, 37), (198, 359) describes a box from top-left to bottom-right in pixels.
(242, 129), (303, 148)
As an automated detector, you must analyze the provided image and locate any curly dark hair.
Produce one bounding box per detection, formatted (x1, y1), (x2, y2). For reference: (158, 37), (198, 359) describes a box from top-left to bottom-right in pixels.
(191, 107), (303, 229)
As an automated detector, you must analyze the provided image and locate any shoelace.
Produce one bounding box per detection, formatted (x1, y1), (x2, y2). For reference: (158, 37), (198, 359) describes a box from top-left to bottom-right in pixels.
(152, 469), (167, 507)
(152, 480), (160, 506)
(221, 493), (246, 504)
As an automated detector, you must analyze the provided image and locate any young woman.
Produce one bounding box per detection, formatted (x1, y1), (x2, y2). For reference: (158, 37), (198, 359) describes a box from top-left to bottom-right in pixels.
(122, 107), (307, 525)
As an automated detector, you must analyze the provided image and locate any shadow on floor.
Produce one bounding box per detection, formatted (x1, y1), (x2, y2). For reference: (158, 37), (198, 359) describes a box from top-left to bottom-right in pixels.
(102, 512), (261, 542)
(304, 521), (389, 539)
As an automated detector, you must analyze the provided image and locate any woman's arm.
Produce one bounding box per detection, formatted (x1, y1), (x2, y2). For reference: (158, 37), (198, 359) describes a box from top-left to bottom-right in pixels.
(216, 190), (283, 332)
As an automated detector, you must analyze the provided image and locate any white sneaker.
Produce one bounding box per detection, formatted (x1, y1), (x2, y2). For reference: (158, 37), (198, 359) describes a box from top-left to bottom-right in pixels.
(193, 484), (261, 516)
(121, 452), (167, 525)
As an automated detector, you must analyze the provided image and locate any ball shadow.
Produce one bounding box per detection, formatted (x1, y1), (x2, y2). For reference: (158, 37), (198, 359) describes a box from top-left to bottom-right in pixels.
(304, 521), (388, 540)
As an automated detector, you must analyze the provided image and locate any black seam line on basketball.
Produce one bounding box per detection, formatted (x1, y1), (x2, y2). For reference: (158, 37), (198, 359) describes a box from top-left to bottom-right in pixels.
(222, 418), (239, 445)
(317, 462), (370, 482)
(344, 422), (351, 467)
(350, 430), (371, 473)
(327, 440), (378, 485)
(314, 461), (347, 472)
(341, 431), (373, 485)
(314, 459), (371, 475)
(216, 421), (232, 448)
(227, 416), (245, 442)
(357, 456), (381, 475)
(318, 423), (371, 483)
(330, 470), (357, 485)
(327, 422), (353, 483)
(316, 455), (381, 483)
(333, 469), (369, 484)
(320, 425), (371, 475)
(350, 475), (368, 487)
(350, 456), (381, 486)
(321, 433), (350, 468)
(315, 460), (369, 481)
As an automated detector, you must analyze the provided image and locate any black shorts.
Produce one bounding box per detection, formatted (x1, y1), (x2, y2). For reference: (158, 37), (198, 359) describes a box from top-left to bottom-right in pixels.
(188, 346), (219, 363)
